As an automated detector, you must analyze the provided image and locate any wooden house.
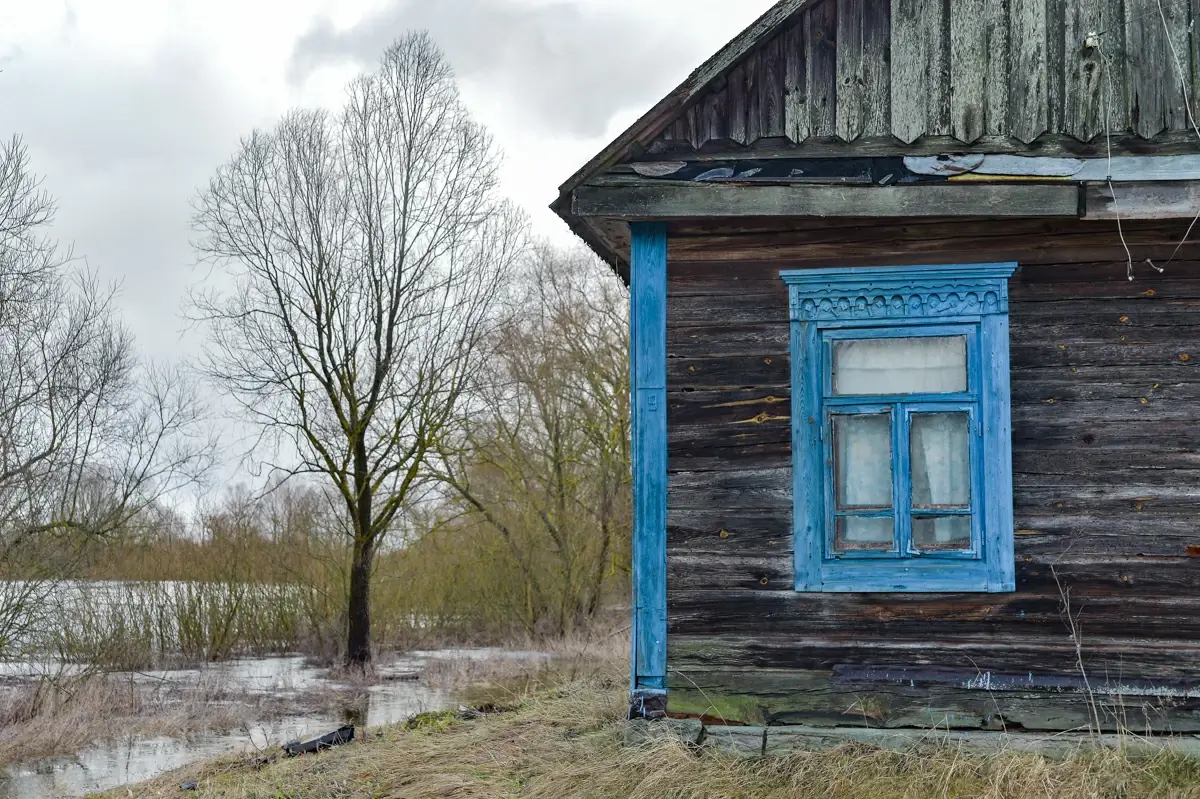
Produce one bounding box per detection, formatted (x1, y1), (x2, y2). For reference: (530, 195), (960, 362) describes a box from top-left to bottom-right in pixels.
(553, 0), (1200, 736)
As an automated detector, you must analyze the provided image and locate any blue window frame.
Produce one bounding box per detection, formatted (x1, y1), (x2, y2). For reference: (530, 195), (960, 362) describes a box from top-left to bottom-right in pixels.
(781, 264), (1018, 593)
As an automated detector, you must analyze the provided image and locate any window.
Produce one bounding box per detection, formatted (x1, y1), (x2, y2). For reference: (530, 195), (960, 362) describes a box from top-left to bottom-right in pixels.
(781, 264), (1018, 593)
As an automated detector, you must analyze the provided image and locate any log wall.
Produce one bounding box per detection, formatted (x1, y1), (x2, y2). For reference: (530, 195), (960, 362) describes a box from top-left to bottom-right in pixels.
(666, 217), (1200, 732)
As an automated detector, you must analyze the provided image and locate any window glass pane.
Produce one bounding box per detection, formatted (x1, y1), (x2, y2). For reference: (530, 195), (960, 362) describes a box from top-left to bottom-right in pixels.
(833, 413), (892, 510)
(911, 413), (972, 509)
(833, 337), (968, 395)
(913, 516), (972, 550)
(836, 517), (894, 551)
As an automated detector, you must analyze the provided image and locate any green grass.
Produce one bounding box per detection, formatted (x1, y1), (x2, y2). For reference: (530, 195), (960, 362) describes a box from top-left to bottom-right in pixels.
(93, 676), (1200, 799)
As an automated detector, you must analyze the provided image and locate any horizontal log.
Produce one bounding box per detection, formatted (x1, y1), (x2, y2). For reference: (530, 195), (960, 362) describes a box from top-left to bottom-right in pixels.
(1011, 342), (1200, 368)
(1085, 181), (1200, 220)
(668, 322), (791, 357)
(668, 508), (793, 554)
(669, 468), (792, 511)
(668, 634), (1200, 680)
(668, 667), (1200, 731)
(666, 260), (1200, 290)
(667, 292), (788, 326)
(669, 424), (791, 455)
(668, 389), (791, 427)
(575, 183), (1082, 219)
(667, 354), (792, 390)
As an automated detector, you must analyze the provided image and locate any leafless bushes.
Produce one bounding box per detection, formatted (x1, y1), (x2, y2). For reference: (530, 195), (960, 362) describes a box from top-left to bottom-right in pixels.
(425, 245), (632, 639)
(0, 135), (214, 657)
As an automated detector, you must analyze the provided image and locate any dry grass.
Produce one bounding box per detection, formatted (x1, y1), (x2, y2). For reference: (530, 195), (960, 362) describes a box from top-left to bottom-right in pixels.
(93, 669), (1200, 799)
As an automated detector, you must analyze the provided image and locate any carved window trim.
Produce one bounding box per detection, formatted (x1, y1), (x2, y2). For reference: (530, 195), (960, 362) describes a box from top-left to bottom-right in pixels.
(781, 263), (1018, 594)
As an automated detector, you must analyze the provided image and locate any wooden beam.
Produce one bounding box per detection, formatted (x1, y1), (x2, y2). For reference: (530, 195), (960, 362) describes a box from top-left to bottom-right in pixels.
(575, 183), (1082, 219)
(1084, 181), (1200, 219)
(630, 223), (668, 707)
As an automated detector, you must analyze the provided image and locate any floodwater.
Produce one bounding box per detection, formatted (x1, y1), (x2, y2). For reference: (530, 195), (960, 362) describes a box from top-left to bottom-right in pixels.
(0, 649), (549, 798)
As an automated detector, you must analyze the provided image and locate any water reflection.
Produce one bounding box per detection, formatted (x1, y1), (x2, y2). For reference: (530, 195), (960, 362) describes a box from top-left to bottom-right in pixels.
(0, 651), (515, 799)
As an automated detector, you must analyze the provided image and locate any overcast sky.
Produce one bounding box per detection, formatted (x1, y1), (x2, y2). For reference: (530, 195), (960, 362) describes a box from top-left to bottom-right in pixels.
(0, 0), (773, 364)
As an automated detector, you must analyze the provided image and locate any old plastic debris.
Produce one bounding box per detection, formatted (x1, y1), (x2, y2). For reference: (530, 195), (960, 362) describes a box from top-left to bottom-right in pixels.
(180, 781), (198, 790)
(282, 725), (355, 757)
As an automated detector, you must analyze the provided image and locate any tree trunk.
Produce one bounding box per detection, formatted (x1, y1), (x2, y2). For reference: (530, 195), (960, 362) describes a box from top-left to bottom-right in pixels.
(346, 533), (375, 668)
(346, 480), (375, 668)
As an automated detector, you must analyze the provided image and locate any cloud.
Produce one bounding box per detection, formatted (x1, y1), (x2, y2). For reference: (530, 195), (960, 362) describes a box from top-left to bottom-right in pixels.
(289, 0), (708, 139)
(0, 38), (258, 360)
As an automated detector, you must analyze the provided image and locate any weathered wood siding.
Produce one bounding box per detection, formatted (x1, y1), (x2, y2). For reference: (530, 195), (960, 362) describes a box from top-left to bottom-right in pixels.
(656, 0), (1199, 153)
(666, 217), (1200, 731)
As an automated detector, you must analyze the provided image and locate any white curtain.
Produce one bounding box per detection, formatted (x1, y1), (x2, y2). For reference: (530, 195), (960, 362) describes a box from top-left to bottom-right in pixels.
(834, 337), (967, 395)
(910, 413), (971, 547)
(835, 414), (892, 547)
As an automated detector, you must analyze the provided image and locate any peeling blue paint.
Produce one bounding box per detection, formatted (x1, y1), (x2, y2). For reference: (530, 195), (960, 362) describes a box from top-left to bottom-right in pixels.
(630, 223), (668, 701)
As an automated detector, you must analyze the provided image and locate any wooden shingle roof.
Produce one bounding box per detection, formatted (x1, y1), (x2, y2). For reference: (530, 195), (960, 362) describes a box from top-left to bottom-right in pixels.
(554, 0), (1200, 276)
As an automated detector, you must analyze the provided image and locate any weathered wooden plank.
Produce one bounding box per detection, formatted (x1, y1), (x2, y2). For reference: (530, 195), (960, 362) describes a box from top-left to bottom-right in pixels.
(668, 445), (792, 475)
(835, 0), (865, 142)
(1045, 0), (1066, 135)
(1014, 448), (1200, 472)
(982, 0), (1011, 135)
(666, 219), (1199, 264)
(668, 626), (1200, 675)
(668, 583), (1200, 640)
(667, 292), (788, 327)
(1126, 0), (1172, 138)
(668, 389), (791, 429)
(668, 323), (791, 357)
(668, 508), (793, 555)
(669, 423), (791, 456)
(745, 50), (763, 144)
(949, 0), (987, 143)
(1012, 274), (1200, 298)
(728, 63), (749, 146)
(1009, 0), (1049, 142)
(806, 0), (839, 138)
(700, 87), (729, 145)
(667, 354), (792, 390)
(1194, 0), (1200, 120)
(574, 183), (1082, 219)
(890, 0), (946, 142)
(1011, 376), (1200, 403)
(667, 214), (1194, 244)
(1011, 341), (1200, 368)
(669, 468), (793, 510)
(1063, 0), (1108, 141)
(759, 34), (786, 138)
(1085, 180), (1200, 219)
(862, 0), (893, 136)
(669, 665), (1200, 731)
(630, 224), (668, 697)
(784, 17), (809, 143)
(1158, 0), (1190, 132)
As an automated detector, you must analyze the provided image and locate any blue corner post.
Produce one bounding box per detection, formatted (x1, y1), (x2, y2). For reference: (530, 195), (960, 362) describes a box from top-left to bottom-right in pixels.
(629, 222), (668, 713)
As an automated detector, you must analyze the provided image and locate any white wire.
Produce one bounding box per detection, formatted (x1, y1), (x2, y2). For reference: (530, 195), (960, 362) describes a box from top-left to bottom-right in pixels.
(1150, 0), (1200, 271)
(1095, 38), (1136, 280)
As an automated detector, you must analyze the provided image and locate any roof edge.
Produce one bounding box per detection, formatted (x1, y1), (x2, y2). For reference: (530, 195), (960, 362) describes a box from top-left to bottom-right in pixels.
(554, 0), (809, 201)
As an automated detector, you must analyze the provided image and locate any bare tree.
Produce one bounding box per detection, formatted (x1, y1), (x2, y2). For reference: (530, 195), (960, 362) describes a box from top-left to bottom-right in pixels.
(435, 245), (631, 636)
(0, 136), (214, 653)
(191, 32), (526, 667)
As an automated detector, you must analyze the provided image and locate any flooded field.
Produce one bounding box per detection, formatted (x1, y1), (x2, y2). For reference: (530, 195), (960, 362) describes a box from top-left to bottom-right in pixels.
(0, 649), (550, 798)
